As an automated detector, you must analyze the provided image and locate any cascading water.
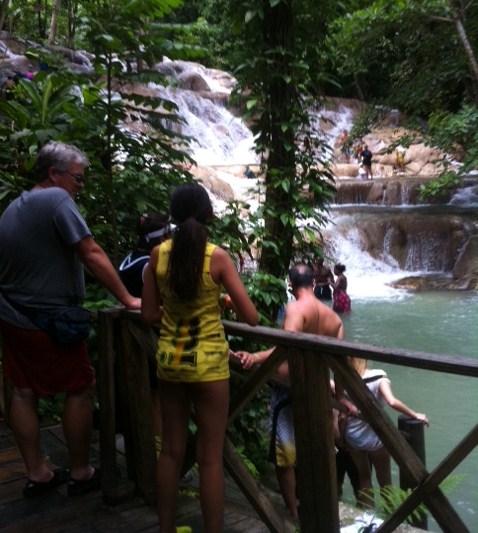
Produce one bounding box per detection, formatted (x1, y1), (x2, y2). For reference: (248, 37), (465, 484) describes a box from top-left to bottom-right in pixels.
(158, 85), (256, 166)
(147, 60), (259, 166)
(323, 220), (407, 299)
(144, 65), (476, 296)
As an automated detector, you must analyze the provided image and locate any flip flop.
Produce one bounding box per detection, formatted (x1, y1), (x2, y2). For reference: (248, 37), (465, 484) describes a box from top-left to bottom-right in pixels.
(23, 466), (70, 498)
(67, 467), (100, 496)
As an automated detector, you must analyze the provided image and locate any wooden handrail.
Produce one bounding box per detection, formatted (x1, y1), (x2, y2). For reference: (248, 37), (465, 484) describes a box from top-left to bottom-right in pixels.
(222, 320), (478, 377)
(99, 310), (478, 532)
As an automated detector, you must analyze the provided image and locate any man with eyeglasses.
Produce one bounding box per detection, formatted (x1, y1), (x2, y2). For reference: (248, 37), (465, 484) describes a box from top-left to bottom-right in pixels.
(0, 141), (141, 498)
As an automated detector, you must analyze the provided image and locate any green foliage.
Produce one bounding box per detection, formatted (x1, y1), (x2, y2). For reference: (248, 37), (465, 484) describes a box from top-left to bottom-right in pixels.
(369, 473), (466, 525)
(418, 102), (478, 199)
(418, 171), (461, 201)
(327, 0), (478, 113)
(38, 394), (66, 422)
(228, 372), (271, 474)
(428, 103), (478, 168)
(0, 71), (83, 189)
(226, 0), (338, 321)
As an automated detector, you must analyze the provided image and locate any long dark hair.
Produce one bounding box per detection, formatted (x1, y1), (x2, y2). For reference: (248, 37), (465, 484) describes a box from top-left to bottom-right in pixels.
(168, 184), (213, 300)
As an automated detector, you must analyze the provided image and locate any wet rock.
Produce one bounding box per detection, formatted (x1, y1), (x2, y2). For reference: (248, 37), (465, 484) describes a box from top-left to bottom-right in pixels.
(453, 235), (478, 283)
(178, 71), (211, 92)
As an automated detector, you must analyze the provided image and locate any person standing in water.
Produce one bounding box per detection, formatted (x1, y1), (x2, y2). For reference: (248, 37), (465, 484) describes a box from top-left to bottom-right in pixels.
(313, 257), (334, 301)
(329, 263), (351, 314)
(360, 145), (373, 179)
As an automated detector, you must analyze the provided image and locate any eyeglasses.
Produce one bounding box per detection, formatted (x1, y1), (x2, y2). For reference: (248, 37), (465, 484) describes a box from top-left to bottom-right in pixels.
(63, 171), (86, 184)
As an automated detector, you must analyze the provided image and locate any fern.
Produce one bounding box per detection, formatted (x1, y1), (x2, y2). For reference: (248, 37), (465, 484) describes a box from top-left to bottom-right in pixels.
(366, 474), (467, 524)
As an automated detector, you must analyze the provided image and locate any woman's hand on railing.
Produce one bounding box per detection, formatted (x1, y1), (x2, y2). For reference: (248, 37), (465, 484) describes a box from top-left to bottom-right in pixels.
(413, 412), (430, 426)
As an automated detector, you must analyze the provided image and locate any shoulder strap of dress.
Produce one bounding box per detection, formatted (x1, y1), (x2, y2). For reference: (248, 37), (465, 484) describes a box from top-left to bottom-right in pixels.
(363, 373), (387, 384)
(203, 242), (216, 270)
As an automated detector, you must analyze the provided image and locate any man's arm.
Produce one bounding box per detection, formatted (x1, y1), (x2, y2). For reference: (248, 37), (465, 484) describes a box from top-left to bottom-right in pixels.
(75, 236), (140, 309)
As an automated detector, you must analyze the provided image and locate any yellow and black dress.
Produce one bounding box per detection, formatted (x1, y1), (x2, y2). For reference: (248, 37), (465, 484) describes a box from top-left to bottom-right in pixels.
(154, 240), (229, 383)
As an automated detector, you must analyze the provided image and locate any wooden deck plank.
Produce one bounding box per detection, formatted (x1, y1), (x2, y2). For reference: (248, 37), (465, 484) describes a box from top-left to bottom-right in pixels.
(0, 420), (426, 533)
(0, 421), (279, 532)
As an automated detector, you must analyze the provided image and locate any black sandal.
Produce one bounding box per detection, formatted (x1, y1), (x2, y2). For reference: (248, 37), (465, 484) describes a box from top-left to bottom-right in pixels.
(67, 467), (100, 496)
(23, 466), (70, 498)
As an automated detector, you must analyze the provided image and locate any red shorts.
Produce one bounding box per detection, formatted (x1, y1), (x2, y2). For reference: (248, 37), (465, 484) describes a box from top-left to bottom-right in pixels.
(0, 320), (95, 397)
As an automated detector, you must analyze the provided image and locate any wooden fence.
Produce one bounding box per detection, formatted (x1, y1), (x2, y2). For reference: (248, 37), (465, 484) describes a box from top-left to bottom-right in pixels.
(97, 309), (478, 533)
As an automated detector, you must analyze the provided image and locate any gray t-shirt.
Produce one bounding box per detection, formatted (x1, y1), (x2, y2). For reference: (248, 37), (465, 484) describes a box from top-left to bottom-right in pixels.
(0, 187), (92, 328)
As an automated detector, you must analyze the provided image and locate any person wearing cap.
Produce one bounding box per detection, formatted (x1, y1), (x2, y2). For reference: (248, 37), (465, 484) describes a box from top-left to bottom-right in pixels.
(119, 213), (174, 457)
(119, 214), (175, 298)
(0, 141), (141, 498)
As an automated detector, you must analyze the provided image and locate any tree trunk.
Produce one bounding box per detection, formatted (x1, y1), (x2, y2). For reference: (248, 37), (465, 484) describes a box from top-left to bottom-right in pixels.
(449, 3), (478, 104)
(66, 0), (79, 48)
(48, 0), (62, 45)
(259, 0), (296, 280)
(0, 0), (9, 31)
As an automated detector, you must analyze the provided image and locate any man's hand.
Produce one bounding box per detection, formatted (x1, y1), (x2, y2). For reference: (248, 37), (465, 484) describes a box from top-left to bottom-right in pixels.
(123, 296), (141, 310)
(234, 350), (259, 370)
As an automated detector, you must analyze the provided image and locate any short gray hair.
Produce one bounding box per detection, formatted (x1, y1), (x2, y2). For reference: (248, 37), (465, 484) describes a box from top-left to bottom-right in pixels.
(34, 141), (89, 183)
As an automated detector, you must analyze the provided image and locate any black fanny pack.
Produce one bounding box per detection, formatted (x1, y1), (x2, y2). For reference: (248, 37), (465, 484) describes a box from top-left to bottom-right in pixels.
(3, 295), (92, 345)
(33, 306), (92, 345)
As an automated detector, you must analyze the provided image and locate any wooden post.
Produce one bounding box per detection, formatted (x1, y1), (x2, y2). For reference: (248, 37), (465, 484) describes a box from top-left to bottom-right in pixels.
(288, 349), (340, 533)
(398, 416), (428, 530)
(98, 309), (124, 503)
(116, 319), (156, 504)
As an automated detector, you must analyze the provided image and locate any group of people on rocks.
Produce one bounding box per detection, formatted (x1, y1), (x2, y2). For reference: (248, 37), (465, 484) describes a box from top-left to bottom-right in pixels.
(337, 129), (374, 180)
(0, 141), (428, 532)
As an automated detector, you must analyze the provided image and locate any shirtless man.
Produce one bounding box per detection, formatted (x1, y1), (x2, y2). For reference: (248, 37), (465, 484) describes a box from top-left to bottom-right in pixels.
(236, 263), (343, 520)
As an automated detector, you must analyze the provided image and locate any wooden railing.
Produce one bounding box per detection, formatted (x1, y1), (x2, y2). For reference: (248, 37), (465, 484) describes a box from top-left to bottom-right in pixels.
(97, 309), (478, 533)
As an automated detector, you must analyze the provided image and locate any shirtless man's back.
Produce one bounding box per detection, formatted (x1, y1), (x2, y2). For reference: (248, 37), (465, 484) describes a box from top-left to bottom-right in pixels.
(236, 263), (344, 520)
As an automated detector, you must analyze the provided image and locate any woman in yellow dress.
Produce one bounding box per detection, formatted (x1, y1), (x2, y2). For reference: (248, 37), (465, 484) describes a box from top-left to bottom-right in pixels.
(141, 183), (258, 533)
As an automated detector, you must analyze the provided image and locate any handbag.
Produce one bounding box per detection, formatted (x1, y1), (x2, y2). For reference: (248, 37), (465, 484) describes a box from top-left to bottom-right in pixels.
(33, 306), (92, 345)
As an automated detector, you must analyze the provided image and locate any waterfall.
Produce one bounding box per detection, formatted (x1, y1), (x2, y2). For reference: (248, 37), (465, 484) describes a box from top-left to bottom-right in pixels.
(2, 43), (476, 292)
(323, 216), (411, 299)
(449, 183), (478, 206)
(155, 85), (257, 166)
(147, 59), (259, 166)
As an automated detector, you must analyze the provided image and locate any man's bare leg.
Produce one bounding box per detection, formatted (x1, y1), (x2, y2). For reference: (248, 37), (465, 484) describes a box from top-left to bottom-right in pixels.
(62, 381), (96, 480)
(276, 465), (298, 519)
(9, 387), (52, 482)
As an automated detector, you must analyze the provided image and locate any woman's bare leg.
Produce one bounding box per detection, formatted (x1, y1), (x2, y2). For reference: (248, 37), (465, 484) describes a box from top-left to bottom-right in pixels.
(370, 447), (392, 506)
(348, 447), (375, 508)
(191, 379), (229, 533)
(156, 381), (191, 533)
